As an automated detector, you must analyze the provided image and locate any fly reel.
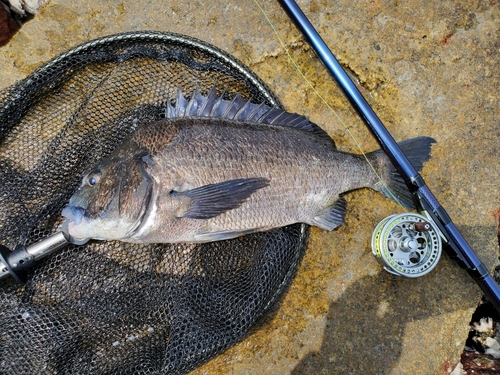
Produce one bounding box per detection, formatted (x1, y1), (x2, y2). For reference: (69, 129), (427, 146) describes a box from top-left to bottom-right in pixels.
(371, 213), (442, 277)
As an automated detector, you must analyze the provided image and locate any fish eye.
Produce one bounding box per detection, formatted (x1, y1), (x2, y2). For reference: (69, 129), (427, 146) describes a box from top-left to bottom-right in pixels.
(86, 170), (102, 186)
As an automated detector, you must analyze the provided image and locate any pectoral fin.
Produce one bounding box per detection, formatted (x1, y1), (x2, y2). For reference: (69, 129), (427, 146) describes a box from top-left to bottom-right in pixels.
(312, 196), (347, 231)
(172, 178), (270, 219)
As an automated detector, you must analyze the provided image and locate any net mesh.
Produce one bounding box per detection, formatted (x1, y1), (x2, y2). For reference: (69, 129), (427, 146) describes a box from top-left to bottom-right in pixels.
(0, 31), (308, 374)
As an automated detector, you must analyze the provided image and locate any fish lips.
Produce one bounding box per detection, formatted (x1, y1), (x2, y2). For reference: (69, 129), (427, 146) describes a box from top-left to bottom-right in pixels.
(62, 205), (86, 226)
(61, 205), (93, 240)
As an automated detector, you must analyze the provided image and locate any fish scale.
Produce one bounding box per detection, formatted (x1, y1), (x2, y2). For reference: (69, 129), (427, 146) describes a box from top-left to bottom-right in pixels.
(151, 122), (323, 230)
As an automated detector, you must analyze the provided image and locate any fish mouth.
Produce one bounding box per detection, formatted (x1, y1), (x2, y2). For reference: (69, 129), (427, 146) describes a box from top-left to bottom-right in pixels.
(61, 205), (91, 241)
(62, 205), (86, 226)
(61, 219), (90, 245)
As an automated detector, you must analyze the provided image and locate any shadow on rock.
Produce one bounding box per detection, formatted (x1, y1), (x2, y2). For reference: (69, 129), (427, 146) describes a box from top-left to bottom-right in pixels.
(292, 254), (479, 375)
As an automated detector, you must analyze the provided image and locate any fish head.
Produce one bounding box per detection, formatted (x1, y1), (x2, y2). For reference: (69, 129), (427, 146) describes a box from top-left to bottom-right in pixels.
(62, 148), (153, 241)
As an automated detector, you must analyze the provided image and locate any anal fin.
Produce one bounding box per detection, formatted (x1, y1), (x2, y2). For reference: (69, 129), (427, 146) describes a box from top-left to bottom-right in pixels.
(311, 196), (347, 231)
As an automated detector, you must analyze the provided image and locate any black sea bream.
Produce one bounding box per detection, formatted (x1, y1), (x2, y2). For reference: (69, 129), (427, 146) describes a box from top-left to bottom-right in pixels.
(62, 87), (435, 243)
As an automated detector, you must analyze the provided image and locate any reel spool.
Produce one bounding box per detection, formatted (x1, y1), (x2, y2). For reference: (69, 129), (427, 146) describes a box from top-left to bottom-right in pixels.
(371, 213), (442, 278)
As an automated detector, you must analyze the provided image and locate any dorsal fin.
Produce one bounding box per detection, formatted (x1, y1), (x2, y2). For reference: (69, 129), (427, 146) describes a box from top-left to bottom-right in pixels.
(165, 86), (335, 146)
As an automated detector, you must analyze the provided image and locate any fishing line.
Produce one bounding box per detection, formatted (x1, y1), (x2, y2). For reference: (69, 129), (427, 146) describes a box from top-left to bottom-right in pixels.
(253, 0), (404, 208)
(257, 0), (452, 280)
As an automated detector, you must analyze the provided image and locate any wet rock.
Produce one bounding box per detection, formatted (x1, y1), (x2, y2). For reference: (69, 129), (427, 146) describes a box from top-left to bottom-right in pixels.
(0, 3), (20, 46)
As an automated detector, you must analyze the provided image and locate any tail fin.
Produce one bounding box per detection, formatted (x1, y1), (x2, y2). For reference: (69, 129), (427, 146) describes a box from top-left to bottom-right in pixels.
(368, 136), (436, 209)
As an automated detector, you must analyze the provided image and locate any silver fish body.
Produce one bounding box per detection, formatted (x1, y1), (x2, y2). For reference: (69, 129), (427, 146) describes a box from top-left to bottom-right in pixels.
(62, 88), (435, 243)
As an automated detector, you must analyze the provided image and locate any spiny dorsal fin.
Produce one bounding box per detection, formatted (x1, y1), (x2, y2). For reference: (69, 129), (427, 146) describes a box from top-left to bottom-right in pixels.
(165, 86), (335, 147)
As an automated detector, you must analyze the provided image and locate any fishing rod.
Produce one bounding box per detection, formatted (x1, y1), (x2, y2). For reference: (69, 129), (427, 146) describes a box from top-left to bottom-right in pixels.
(277, 0), (500, 312)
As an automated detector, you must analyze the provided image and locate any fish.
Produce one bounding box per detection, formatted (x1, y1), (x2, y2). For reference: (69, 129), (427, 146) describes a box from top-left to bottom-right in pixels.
(61, 87), (435, 244)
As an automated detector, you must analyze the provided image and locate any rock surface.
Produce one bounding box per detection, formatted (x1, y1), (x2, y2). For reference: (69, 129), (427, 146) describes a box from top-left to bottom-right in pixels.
(0, 0), (499, 374)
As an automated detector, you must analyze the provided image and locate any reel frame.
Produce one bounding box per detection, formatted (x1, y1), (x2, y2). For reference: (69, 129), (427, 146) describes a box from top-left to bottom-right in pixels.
(372, 212), (443, 278)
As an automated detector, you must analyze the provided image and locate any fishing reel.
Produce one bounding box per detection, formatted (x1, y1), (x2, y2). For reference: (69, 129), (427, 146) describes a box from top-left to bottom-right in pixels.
(371, 212), (443, 278)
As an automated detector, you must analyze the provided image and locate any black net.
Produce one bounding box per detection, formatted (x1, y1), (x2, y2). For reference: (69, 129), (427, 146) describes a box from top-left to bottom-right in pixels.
(0, 31), (308, 374)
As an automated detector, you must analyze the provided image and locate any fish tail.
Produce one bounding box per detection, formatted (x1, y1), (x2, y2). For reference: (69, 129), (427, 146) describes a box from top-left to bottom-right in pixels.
(367, 136), (436, 208)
